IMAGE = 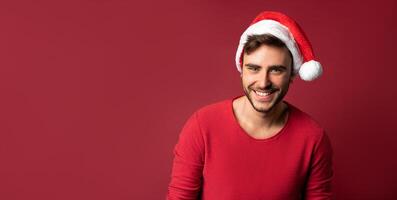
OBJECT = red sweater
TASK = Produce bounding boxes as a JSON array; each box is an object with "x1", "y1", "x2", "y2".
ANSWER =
[{"x1": 167, "y1": 96, "x2": 333, "y2": 200}]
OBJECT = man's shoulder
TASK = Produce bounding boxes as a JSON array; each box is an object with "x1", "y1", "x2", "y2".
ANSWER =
[
  {"x1": 187, "y1": 98, "x2": 232, "y2": 126},
  {"x1": 288, "y1": 102, "x2": 326, "y2": 137},
  {"x1": 195, "y1": 98, "x2": 230, "y2": 116},
  {"x1": 181, "y1": 97, "x2": 234, "y2": 129}
]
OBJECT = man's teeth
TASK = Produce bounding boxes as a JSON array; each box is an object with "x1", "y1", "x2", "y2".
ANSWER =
[{"x1": 255, "y1": 90, "x2": 272, "y2": 96}]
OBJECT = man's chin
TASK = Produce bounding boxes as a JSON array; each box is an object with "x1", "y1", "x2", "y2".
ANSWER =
[
  {"x1": 250, "y1": 93, "x2": 281, "y2": 113},
  {"x1": 252, "y1": 102, "x2": 274, "y2": 113}
]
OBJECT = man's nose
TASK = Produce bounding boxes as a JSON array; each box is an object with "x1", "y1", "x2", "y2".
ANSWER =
[{"x1": 257, "y1": 72, "x2": 271, "y2": 89}]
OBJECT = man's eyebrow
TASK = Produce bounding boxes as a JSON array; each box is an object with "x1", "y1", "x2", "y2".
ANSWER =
[
  {"x1": 268, "y1": 65, "x2": 287, "y2": 70},
  {"x1": 245, "y1": 63, "x2": 287, "y2": 69},
  {"x1": 244, "y1": 63, "x2": 261, "y2": 68}
]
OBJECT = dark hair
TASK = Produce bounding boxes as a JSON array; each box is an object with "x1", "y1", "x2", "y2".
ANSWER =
[{"x1": 242, "y1": 34, "x2": 293, "y2": 70}]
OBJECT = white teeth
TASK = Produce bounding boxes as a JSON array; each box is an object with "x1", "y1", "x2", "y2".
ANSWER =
[{"x1": 255, "y1": 90, "x2": 271, "y2": 96}]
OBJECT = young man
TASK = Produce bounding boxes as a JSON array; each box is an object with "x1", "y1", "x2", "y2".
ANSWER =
[{"x1": 167, "y1": 11, "x2": 333, "y2": 200}]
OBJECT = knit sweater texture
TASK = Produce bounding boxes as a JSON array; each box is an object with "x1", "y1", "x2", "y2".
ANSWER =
[{"x1": 167, "y1": 96, "x2": 333, "y2": 200}]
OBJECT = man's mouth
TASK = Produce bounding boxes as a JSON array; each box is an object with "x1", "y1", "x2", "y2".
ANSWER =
[{"x1": 253, "y1": 89, "x2": 275, "y2": 97}]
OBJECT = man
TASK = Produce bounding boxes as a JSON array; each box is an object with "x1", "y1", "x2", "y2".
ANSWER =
[{"x1": 167, "y1": 11, "x2": 333, "y2": 200}]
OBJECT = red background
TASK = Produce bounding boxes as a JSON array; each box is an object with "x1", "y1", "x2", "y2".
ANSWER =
[{"x1": 0, "y1": 0, "x2": 396, "y2": 199}]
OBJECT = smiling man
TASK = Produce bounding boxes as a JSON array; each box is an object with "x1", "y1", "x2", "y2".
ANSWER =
[
  {"x1": 167, "y1": 11, "x2": 333, "y2": 200},
  {"x1": 235, "y1": 34, "x2": 294, "y2": 140}
]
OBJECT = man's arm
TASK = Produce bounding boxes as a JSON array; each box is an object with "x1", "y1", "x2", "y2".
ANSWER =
[
  {"x1": 304, "y1": 131, "x2": 334, "y2": 200},
  {"x1": 166, "y1": 112, "x2": 205, "y2": 200}
]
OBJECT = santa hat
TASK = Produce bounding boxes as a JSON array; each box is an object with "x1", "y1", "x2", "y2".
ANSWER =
[{"x1": 235, "y1": 11, "x2": 322, "y2": 81}]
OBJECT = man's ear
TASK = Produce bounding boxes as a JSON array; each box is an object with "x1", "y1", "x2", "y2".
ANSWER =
[
  {"x1": 289, "y1": 64, "x2": 295, "y2": 83},
  {"x1": 289, "y1": 72, "x2": 296, "y2": 83}
]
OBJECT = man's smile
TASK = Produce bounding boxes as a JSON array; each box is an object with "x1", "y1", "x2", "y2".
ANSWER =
[{"x1": 253, "y1": 89, "x2": 277, "y2": 101}]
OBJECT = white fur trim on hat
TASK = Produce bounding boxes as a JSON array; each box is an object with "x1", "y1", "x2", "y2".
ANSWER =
[{"x1": 235, "y1": 20, "x2": 303, "y2": 75}]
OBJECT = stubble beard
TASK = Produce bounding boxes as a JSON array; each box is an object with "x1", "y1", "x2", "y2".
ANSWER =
[{"x1": 242, "y1": 80, "x2": 290, "y2": 114}]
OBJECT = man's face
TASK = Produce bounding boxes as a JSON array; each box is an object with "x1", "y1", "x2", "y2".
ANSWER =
[{"x1": 241, "y1": 44, "x2": 294, "y2": 113}]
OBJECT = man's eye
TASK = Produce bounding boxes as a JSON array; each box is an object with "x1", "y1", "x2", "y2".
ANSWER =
[
  {"x1": 249, "y1": 67, "x2": 259, "y2": 71},
  {"x1": 271, "y1": 68, "x2": 283, "y2": 73}
]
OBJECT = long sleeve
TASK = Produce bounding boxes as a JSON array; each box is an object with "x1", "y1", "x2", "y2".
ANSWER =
[
  {"x1": 304, "y1": 131, "x2": 334, "y2": 200},
  {"x1": 167, "y1": 112, "x2": 205, "y2": 200}
]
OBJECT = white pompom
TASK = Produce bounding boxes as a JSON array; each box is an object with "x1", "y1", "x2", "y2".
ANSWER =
[{"x1": 299, "y1": 60, "x2": 323, "y2": 81}]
